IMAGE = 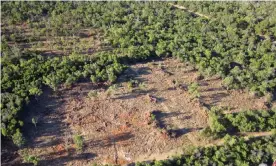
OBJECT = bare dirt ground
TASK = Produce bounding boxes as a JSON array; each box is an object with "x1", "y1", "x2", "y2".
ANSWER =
[
  {"x1": 197, "y1": 76, "x2": 268, "y2": 113},
  {"x1": 16, "y1": 58, "x2": 270, "y2": 166},
  {"x1": 4, "y1": 25, "x2": 106, "y2": 57}
]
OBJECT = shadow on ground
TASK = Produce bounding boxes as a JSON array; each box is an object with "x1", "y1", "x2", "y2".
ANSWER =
[
  {"x1": 22, "y1": 88, "x2": 68, "y2": 149},
  {"x1": 38, "y1": 152, "x2": 97, "y2": 166},
  {"x1": 86, "y1": 132, "x2": 134, "y2": 148},
  {"x1": 151, "y1": 110, "x2": 200, "y2": 138}
]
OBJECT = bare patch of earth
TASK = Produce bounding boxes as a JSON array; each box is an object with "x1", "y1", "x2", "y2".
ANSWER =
[
  {"x1": 19, "y1": 58, "x2": 268, "y2": 165},
  {"x1": 197, "y1": 76, "x2": 267, "y2": 113}
]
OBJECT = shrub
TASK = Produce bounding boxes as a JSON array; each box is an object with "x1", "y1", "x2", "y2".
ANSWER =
[
  {"x1": 90, "y1": 75, "x2": 98, "y2": 83},
  {"x1": 126, "y1": 79, "x2": 137, "y2": 92},
  {"x1": 106, "y1": 84, "x2": 119, "y2": 98},
  {"x1": 150, "y1": 113, "x2": 156, "y2": 121},
  {"x1": 188, "y1": 82, "x2": 200, "y2": 99},
  {"x1": 12, "y1": 129, "x2": 25, "y2": 147},
  {"x1": 208, "y1": 108, "x2": 228, "y2": 136},
  {"x1": 206, "y1": 108, "x2": 276, "y2": 137},
  {"x1": 73, "y1": 134, "x2": 84, "y2": 152},
  {"x1": 24, "y1": 155, "x2": 40, "y2": 166},
  {"x1": 88, "y1": 90, "x2": 98, "y2": 99},
  {"x1": 138, "y1": 82, "x2": 146, "y2": 91},
  {"x1": 31, "y1": 117, "x2": 38, "y2": 129},
  {"x1": 21, "y1": 150, "x2": 40, "y2": 166},
  {"x1": 223, "y1": 76, "x2": 234, "y2": 89}
]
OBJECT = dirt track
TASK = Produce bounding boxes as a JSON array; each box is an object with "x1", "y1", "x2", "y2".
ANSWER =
[{"x1": 169, "y1": 3, "x2": 210, "y2": 19}]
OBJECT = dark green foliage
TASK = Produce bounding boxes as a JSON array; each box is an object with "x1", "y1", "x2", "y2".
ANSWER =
[
  {"x1": 1, "y1": 1, "x2": 56, "y2": 23},
  {"x1": 12, "y1": 129, "x2": 25, "y2": 147},
  {"x1": 21, "y1": 149, "x2": 40, "y2": 166},
  {"x1": 205, "y1": 108, "x2": 276, "y2": 137},
  {"x1": 2, "y1": 1, "x2": 276, "y2": 95},
  {"x1": 1, "y1": 93, "x2": 24, "y2": 137},
  {"x1": 23, "y1": 155, "x2": 39, "y2": 166},
  {"x1": 207, "y1": 108, "x2": 228, "y2": 136},
  {"x1": 1, "y1": 50, "x2": 126, "y2": 140},
  {"x1": 225, "y1": 109, "x2": 276, "y2": 132},
  {"x1": 188, "y1": 83, "x2": 200, "y2": 99},
  {"x1": 136, "y1": 135, "x2": 276, "y2": 166}
]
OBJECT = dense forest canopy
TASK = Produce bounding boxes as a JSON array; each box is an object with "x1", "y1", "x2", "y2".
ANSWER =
[
  {"x1": 2, "y1": 1, "x2": 276, "y2": 94},
  {"x1": 1, "y1": 1, "x2": 276, "y2": 165}
]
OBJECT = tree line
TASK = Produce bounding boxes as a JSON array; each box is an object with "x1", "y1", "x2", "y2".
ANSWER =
[
  {"x1": 1, "y1": 42, "x2": 126, "y2": 145},
  {"x1": 203, "y1": 107, "x2": 276, "y2": 138},
  {"x1": 135, "y1": 135, "x2": 276, "y2": 166}
]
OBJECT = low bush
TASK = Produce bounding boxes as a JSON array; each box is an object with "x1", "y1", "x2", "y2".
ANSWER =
[
  {"x1": 204, "y1": 107, "x2": 276, "y2": 137},
  {"x1": 73, "y1": 134, "x2": 84, "y2": 153},
  {"x1": 136, "y1": 135, "x2": 276, "y2": 166},
  {"x1": 188, "y1": 83, "x2": 200, "y2": 99}
]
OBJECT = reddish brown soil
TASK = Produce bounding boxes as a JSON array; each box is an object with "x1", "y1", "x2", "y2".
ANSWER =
[
  {"x1": 14, "y1": 58, "x2": 268, "y2": 166},
  {"x1": 197, "y1": 76, "x2": 267, "y2": 113}
]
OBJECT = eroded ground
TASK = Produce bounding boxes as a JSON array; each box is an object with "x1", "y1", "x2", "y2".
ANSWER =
[{"x1": 21, "y1": 58, "x2": 269, "y2": 165}]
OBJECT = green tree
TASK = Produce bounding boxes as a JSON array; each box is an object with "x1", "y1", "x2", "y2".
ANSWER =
[{"x1": 12, "y1": 129, "x2": 25, "y2": 147}]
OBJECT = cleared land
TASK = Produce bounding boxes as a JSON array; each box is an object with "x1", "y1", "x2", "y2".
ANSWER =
[{"x1": 17, "y1": 58, "x2": 271, "y2": 165}]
